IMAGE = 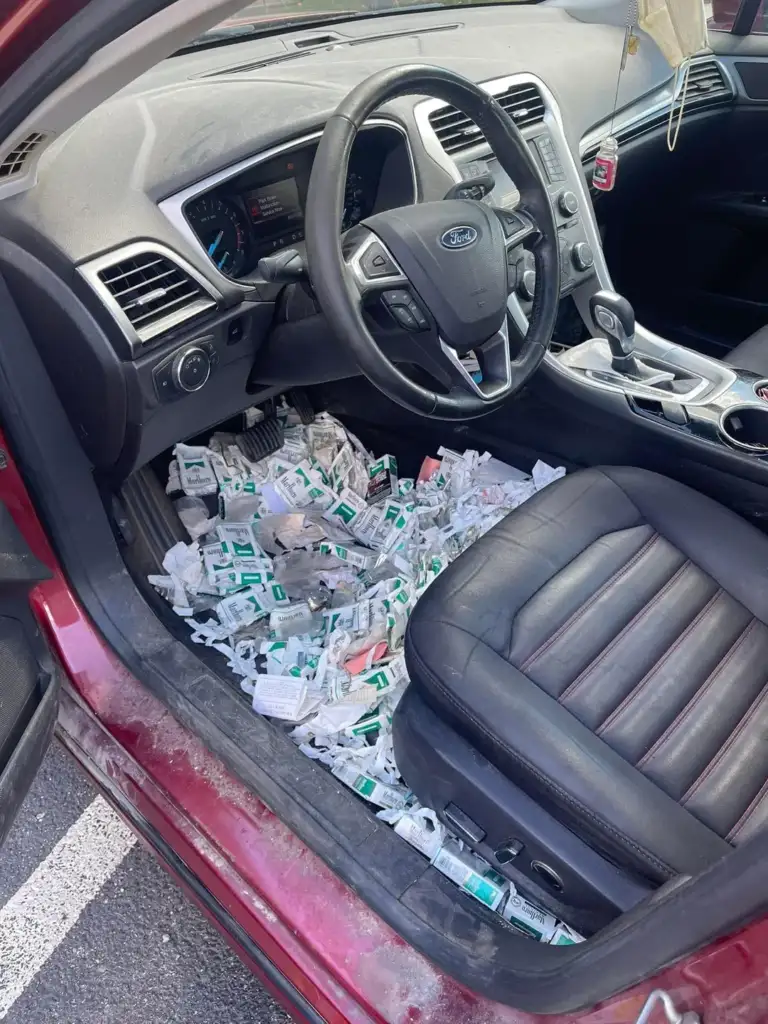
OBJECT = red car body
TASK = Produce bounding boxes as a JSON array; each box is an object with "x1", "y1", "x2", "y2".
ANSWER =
[{"x1": 3, "y1": 2, "x2": 768, "y2": 1021}]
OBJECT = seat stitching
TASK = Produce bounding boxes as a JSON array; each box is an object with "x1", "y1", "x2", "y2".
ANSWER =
[
  {"x1": 505, "y1": 524, "x2": 648, "y2": 661},
  {"x1": 408, "y1": 624, "x2": 676, "y2": 877},
  {"x1": 682, "y1": 678, "x2": 768, "y2": 805},
  {"x1": 636, "y1": 618, "x2": 759, "y2": 769},
  {"x1": 519, "y1": 531, "x2": 660, "y2": 673},
  {"x1": 728, "y1": 778, "x2": 768, "y2": 843},
  {"x1": 596, "y1": 587, "x2": 723, "y2": 736},
  {"x1": 559, "y1": 558, "x2": 691, "y2": 707}
]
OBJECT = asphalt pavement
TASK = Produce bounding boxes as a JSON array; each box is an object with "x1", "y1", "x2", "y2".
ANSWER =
[{"x1": 0, "y1": 742, "x2": 292, "y2": 1024}]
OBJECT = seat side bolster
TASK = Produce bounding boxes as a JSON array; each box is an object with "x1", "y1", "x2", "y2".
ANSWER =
[{"x1": 597, "y1": 467, "x2": 768, "y2": 626}]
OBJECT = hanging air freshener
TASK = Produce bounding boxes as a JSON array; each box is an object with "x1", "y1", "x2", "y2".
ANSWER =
[
  {"x1": 592, "y1": 2, "x2": 639, "y2": 194},
  {"x1": 592, "y1": 136, "x2": 619, "y2": 193}
]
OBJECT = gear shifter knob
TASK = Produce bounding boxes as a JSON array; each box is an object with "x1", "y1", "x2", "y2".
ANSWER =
[{"x1": 589, "y1": 290, "x2": 637, "y2": 373}]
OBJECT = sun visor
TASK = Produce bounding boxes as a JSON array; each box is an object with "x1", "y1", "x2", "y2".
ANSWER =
[{"x1": 638, "y1": 0, "x2": 709, "y2": 67}]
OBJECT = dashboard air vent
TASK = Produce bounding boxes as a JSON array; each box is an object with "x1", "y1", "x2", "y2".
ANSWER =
[
  {"x1": 428, "y1": 82, "x2": 545, "y2": 156},
  {"x1": 0, "y1": 133, "x2": 48, "y2": 179},
  {"x1": 581, "y1": 60, "x2": 733, "y2": 163},
  {"x1": 96, "y1": 251, "x2": 215, "y2": 343},
  {"x1": 686, "y1": 59, "x2": 731, "y2": 103}
]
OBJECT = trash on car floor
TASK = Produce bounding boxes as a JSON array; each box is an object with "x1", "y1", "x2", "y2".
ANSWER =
[{"x1": 150, "y1": 405, "x2": 583, "y2": 945}]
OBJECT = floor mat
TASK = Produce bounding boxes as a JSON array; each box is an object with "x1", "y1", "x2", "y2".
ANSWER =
[{"x1": 149, "y1": 403, "x2": 582, "y2": 945}]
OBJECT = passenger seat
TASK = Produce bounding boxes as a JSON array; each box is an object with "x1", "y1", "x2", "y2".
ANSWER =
[{"x1": 726, "y1": 326, "x2": 768, "y2": 377}]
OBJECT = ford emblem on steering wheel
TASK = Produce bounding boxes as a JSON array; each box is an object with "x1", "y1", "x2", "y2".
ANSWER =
[{"x1": 440, "y1": 225, "x2": 478, "y2": 249}]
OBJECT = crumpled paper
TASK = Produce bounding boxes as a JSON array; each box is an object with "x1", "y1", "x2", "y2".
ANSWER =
[{"x1": 152, "y1": 404, "x2": 579, "y2": 943}]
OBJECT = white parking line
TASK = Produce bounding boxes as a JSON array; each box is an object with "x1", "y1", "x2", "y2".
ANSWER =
[{"x1": 0, "y1": 796, "x2": 136, "y2": 1017}]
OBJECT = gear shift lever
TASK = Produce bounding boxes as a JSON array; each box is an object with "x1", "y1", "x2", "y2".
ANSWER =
[{"x1": 589, "y1": 290, "x2": 639, "y2": 375}]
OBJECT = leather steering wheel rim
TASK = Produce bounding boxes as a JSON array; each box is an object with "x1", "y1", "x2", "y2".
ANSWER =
[{"x1": 305, "y1": 64, "x2": 560, "y2": 419}]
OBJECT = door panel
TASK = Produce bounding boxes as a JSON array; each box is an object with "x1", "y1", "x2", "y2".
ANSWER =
[
  {"x1": 0, "y1": 499, "x2": 58, "y2": 849},
  {"x1": 600, "y1": 55, "x2": 768, "y2": 358}
]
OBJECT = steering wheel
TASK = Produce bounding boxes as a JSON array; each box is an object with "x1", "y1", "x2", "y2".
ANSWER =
[{"x1": 304, "y1": 65, "x2": 560, "y2": 420}]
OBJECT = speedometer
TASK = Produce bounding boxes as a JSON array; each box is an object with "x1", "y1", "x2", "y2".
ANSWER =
[{"x1": 186, "y1": 196, "x2": 249, "y2": 278}]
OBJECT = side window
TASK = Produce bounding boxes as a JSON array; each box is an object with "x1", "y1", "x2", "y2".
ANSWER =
[{"x1": 709, "y1": 0, "x2": 768, "y2": 32}]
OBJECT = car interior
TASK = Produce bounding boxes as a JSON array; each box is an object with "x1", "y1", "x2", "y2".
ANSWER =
[{"x1": 4, "y1": 0, "x2": 768, "y2": 1013}]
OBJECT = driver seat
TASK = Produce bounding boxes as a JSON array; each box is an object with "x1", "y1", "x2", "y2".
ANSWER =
[{"x1": 394, "y1": 467, "x2": 768, "y2": 927}]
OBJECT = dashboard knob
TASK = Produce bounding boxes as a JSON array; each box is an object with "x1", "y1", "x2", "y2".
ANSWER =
[
  {"x1": 518, "y1": 268, "x2": 536, "y2": 301},
  {"x1": 571, "y1": 241, "x2": 594, "y2": 272},
  {"x1": 172, "y1": 346, "x2": 211, "y2": 393},
  {"x1": 558, "y1": 190, "x2": 579, "y2": 216}
]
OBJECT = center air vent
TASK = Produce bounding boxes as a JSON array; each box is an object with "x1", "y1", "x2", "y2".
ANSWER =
[
  {"x1": 82, "y1": 245, "x2": 218, "y2": 349},
  {"x1": 428, "y1": 82, "x2": 545, "y2": 156}
]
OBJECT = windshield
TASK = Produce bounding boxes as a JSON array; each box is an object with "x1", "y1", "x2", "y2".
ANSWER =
[{"x1": 192, "y1": 0, "x2": 539, "y2": 44}]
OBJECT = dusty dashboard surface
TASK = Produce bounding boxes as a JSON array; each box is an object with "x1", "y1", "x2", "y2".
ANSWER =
[
  {"x1": 3, "y1": 4, "x2": 672, "y2": 276},
  {"x1": 0, "y1": 3, "x2": 675, "y2": 474}
]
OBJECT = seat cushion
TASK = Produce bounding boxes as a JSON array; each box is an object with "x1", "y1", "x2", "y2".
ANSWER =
[
  {"x1": 726, "y1": 325, "x2": 768, "y2": 377},
  {"x1": 405, "y1": 467, "x2": 768, "y2": 882}
]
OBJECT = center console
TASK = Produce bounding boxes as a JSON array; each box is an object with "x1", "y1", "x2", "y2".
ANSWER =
[
  {"x1": 456, "y1": 75, "x2": 768, "y2": 482},
  {"x1": 551, "y1": 289, "x2": 768, "y2": 471}
]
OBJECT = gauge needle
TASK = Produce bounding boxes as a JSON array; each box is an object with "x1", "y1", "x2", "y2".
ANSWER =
[
  {"x1": 208, "y1": 230, "x2": 224, "y2": 257},
  {"x1": 217, "y1": 251, "x2": 230, "y2": 270}
]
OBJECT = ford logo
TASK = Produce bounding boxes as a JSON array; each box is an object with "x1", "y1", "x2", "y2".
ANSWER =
[{"x1": 440, "y1": 225, "x2": 478, "y2": 250}]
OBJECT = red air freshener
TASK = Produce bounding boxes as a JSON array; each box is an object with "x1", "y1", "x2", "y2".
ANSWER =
[{"x1": 593, "y1": 136, "x2": 619, "y2": 193}]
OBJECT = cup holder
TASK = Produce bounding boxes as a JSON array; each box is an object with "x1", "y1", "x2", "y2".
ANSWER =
[{"x1": 720, "y1": 405, "x2": 768, "y2": 453}]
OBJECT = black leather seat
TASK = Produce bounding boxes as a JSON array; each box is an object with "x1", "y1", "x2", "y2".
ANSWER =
[
  {"x1": 397, "y1": 467, "x2": 768, "y2": 914},
  {"x1": 727, "y1": 325, "x2": 768, "y2": 377}
]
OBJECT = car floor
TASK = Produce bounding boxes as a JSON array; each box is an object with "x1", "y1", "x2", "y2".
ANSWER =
[{"x1": 112, "y1": 397, "x2": 598, "y2": 944}]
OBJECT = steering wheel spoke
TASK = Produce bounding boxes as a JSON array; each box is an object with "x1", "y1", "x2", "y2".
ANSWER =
[
  {"x1": 438, "y1": 319, "x2": 513, "y2": 401},
  {"x1": 343, "y1": 228, "x2": 408, "y2": 296},
  {"x1": 495, "y1": 207, "x2": 538, "y2": 248}
]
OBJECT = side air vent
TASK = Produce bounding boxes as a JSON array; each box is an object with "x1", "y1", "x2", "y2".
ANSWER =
[
  {"x1": 428, "y1": 82, "x2": 545, "y2": 156},
  {"x1": 82, "y1": 246, "x2": 218, "y2": 349},
  {"x1": 582, "y1": 59, "x2": 733, "y2": 162},
  {"x1": 0, "y1": 133, "x2": 48, "y2": 179},
  {"x1": 686, "y1": 59, "x2": 731, "y2": 103}
]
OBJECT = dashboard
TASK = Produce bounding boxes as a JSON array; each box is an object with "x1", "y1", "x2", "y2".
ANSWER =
[
  {"x1": 0, "y1": 2, "x2": 687, "y2": 476},
  {"x1": 181, "y1": 125, "x2": 415, "y2": 280}
]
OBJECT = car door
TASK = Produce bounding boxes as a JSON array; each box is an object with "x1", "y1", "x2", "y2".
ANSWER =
[
  {"x1": 0, "y1": 0, "x2": 87, "y2": 846},
  {"x1": 0, "y1": 0, "x2": 236, "y2": 857},
  {"x1": 643, "y1": 0, "x2": 768, "y2": 354},
  {"x1": 0, "y1": 495, "x2": 60, "y2": 850}
]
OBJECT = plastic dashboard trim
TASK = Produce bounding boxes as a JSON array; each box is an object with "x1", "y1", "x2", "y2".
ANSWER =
[
  {"x1": 157, "y1": 117, "x2": 418, "y2": 295},
  {"x1": 77, "y1": 240, "x2": 223, "y2": 358}
]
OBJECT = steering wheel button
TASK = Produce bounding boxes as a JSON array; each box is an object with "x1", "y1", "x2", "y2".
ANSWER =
[
  {"x1": 382, "y1": 289, "x2": 412, "y2": 306},
  {"x1": 407, "y1": 301, "x2": 429, "y2": 330},
  {"x1": 361, "y1": 241, "x2": 398, "y2": 279},
  {"x1": 389, "y1": 304, "x2": 419, "y2": 331}
]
